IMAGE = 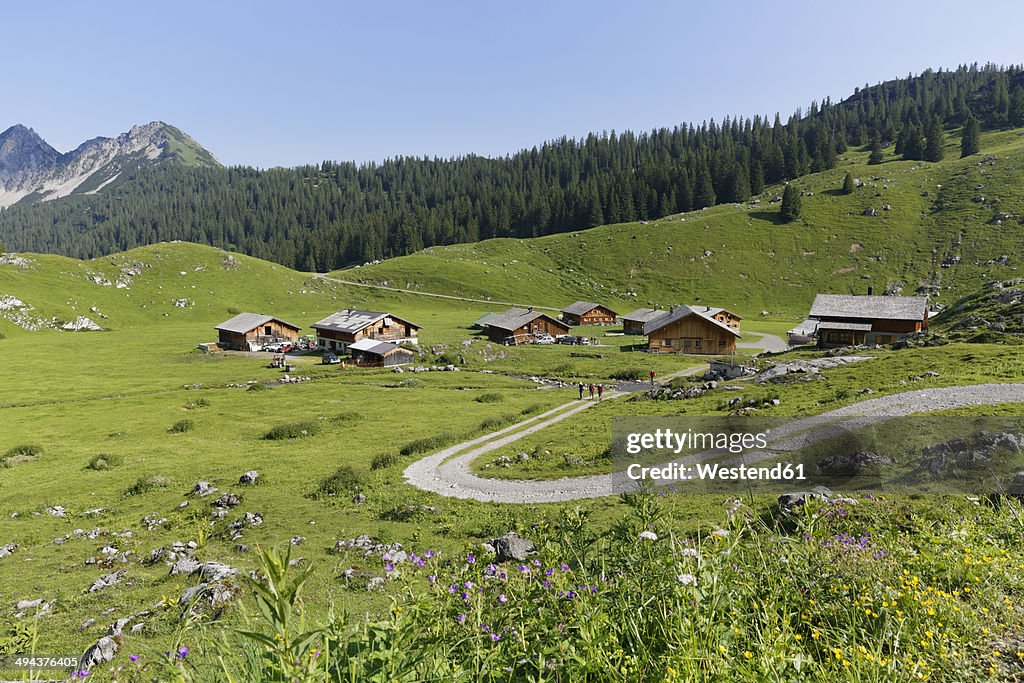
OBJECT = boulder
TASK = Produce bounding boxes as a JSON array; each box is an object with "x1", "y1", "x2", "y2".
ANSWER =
[
  {"x1": 816, "y1": 451, "x2": 895, "y2": 476},
  {"x1": 238, "y1": 470, "x2": 260, "y2": 485},
  {"x1": 168, "y1": 556, "x2": 202, "y2": 576},
  {"x1": 80, "y1": 636, "x2": 119, "y2": 670},
  {"x1": 778, "y1": 486, "x2": 834, "y2": 515},
  {"x1": 0, "y1": 543, "x2": 17, "y2": 559},
  {"x1": 89, "y1": 570, "x2": 125, "y2": 593},
  {"x1": 211, "y1": 493, "x2": 242, "y2": 508},
  {"x1": 192, "y1": 481, "x2": 218, "y2": 497},
  {"x1": 489, "y1": 532, "x2": 536, "y2": 563}
]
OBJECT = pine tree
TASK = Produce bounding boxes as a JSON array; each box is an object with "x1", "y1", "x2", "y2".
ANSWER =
[
  {"x1": 780, "y1": 183, "x2": 802, "y2": 222},
  {"x1": 841, "y1": 172, "x2": 854, "y2": 195},
  {"x1": 868, "y1": 131, "x2": 884, "y2": 165},
  {"x1": 924, "y1": 118, "x2": 944, "y2": 162},
  {"x1": 960, "y1": 113, "x2": 980, "y2": 158}
]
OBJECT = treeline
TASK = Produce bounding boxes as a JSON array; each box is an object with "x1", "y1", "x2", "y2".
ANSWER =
[{"x1": 1, "y1": 63, "x2": 1022, "y2": 270}]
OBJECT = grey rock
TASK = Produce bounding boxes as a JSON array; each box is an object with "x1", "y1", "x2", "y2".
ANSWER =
[
  {"x1": 367, "y1": 577, "x2": 386, "y2": 591},
  {"x1": 0, "y1": 543, "x2": 19, "y2": 558},
  {"x1": 352, "y1": 493, "x2": 367, "y2": 504},
  {"x1": 89, "y1": 570, "x2": 125, "y2": 593},
  {"x1": 212, "y1": 493, "x2": 242, "y2": 508},
  {"x1": 816, "y1": 451, "x2": 896, "y2": 476},
  {"x1": 290, "y1": 535, "x2": 306, "y2": 546},
  {"x1": 80, "y1": 636, "x2": 119, "y2": 670},
  {"x1": 192, "y1": 481, "x2": 218, "y2": 497},
  {"x1": 198, "y1": 562, "x2": 239, "y2": 582},
  {"x1": 778, "y1": 486, "x2": 834, "y2": 515},
  {"x1": 239, "y1": 470, "x2": 260, "y2": 485},
  {"x1": 489, "y1": 532, "x2": 536, "y2": 563},
  {"x1": 169, "y1": 556, "x2": 201, "y2": 576}
]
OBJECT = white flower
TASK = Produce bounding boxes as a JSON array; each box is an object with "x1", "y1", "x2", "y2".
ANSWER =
[
  {"x1": 712, "y1": 529, "x2": 730, "y2": 538},
  {"x1": 679, "y1": 548, "x2": 699, "y2": 558},
  {"x1": 639, "y1": 530, "x2": 658, "y2": 541},
  {"x1": 676, "y1": 573, "x2": 698, "y2": 586}
]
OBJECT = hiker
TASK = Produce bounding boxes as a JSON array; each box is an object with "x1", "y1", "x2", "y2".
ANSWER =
[
  {"x1": 597, "y1": 384, "x2": 604, "y2": 400},
  {"x1": 650, "y1": 370, "x2": 656, "y2": 386},
  {"x1": 589, "y1": 384, "x2": 595, "y2": 400},
  {"x1": 578, "y1": 382, "x2": 584, "y2": 400}
]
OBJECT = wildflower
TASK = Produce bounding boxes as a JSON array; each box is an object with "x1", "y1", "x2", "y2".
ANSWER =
[
  {"x1": 560, "y1": 562, "x2": 570, "y2": 571},
  {"x1": 679, "y1": 548, "x2": 699, "y2": 558},
  {"x1": 545, "y1": 568, "x2": 555, "y2": 576},
  {"x1": 676, "y1": 573, "x2": 698, "y2": 586},
  {"x1": 456, "y1": 614, "x2": 467, "y2": 623},
  {"x1": 542, "y1": 580, "x2": 551, "y2": 588},
  {"x1": 427, "y1": 574, "x2": 436, "y2": 585},
  {"x1": 448, "y1": 584, "x2": 458, "y2": 594},
  {"x1": 129, "y1": 655, "x2": 140, "y2": 662},
  {"x1": 485, "y1": 563, "x2": 499, "y2": 576},
  {"x1": 517, "y1": 564, "x2": 530, "y2": 574},
  {"x1": 481, "y1": 624, "x2": 490, "y2": 633},
  {"x1": 460, "y1": 592, "x2": 470, "y2": 602},
  {"x1": 177, "y1": 646, "x2": 189, "y2": 659},
  {"x1": 424, "y1": 550, "x2": 436, "y2": 558},
  {"x1": 744, "y1": 651, "x2": 753, "y2": 660},
  {"x1": 533, "y1": 559, "x2": 542, "y2": 567},
  {"x1": 639, "y1": 530, "x2": 658, "y2": 541},
  {"x1": 498, "y1": 594, "x2": 508, "y2": 605},
  {"x1": 384, "y1": 562, "x2": 395, "y2": 572},
  {"x1": 490, "y1": 633, "x2": 502, "y2": 642},
  {"x1": 464, "y1": 580, "x2": 474, "y2": 590},
  {"x1": 467, "y1": 554, "x2": 476, "y2": 564},
  {"x1": 712, "y1": 529, "x2": 729, "y2": 538}
]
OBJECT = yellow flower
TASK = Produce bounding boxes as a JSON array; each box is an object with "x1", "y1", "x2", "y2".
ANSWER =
[
  {"x1": 794, "y1": 635, "x2": 802, "y2": 641},
  {"x1": 744, "y1": 651, "x2": 753, "y2": 660}
]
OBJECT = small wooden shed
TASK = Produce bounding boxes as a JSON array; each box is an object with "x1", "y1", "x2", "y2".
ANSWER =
[
  {"x1": 348, "y1": 339, "x2": 416, "y2": 367},
  {"x1": 214, "y1": 313, "x2": 301, "y2": 351},
  {"x1": 561, "y1": 301, "x2": 618, "y2": 326},
  {"x1": 483, "y1": 308, "x2": 570, "y2": 344},
  {"x1": 620, "y1": 308, "x2": 666, "y2": 335},
  {"x1": 643, "y1": 305, "x2": 741, "y2": 355}
]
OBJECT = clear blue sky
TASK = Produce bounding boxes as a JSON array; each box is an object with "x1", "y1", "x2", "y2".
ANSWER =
[{"x1": 5, "y1": 0, "x2": 1022, "y2": 168}]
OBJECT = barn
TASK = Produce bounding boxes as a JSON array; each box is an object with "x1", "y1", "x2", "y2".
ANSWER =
[
  {"x1": 484, "y1": 308, "x2": 570, "y2": 344},
  {"x1": 311, "y1": 309, "x2": 420, "y2": 354},
  {"x1": 214, "y1": 313, "x2": 301, "y2": 351},
  {"x1": 808, "y1": 294, "x2": 929, "y2": 348},
  {"x1": 643, "y1": 305, "x2": 741, "y2": 355},
  {"x1": 561, "y1": 301, "x2": 618, "y2": 326},
  {"x1": 620, "y1": 308, "x2": 666, "y2": 335},
  {"x1": 347, "y1": 339, "x2": 416, "y2": 367}
]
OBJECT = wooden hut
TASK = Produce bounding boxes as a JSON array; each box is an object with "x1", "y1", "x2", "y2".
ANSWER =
[
  {"x1": 808, "y1": 294, "x2": 929, "y2": 348},
  {"x1": 643, "y1": 306, "x2": 741, "y2": 355},
  {"x1": 347, "y1": 339, "x2": 416, "y2": 367},
  {"x1": 484, "y1": 308, "x2": 570, "y2": 345},
  {"x1": 214, "y1": 313, "x2": 300, "y2": 351},
  {"x1": 560, "y1": 301, "x2": 618, "y2": 326},
  {"x1": 620, "y1": 308, "x2": 666, "y2": 335},
  {"x1": 311, "y1": 309, "x2": 420, "y2": 354}
]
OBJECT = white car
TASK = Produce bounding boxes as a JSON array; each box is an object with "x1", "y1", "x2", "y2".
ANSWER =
[{"x1": 534, "y1": 334, "x2": 556, "y2": 344}]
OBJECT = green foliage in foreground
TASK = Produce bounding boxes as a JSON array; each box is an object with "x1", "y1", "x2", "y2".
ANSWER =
[{"x1": 112, "y1": 493, "x2": 1024, "y2": 682}]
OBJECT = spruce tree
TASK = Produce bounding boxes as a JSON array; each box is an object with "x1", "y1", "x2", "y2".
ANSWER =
[
  {"x1": 924, "y1": 118, "x2": 944, "y2": 162},
  {"x1": 867, "y1": 131, "x2": 884, "y2": 165},
  {"x1": 960, "y1": 113, "x2": 980, "y2": 158},
  {"x1": 780, "y1": 183, "x2": 802, "y2": 222},
  {"x1": 841, "y1": 172, "x2": 854, "y2": 195}
]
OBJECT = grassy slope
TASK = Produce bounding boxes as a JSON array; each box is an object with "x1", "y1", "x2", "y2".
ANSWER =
[{"x1": 335, "y1": 128, "x2": 1024, "y2": 320}]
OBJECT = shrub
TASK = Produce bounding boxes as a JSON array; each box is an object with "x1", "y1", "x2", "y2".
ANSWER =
[
  {"x1": 479, "y1": 413, "x2": 518, "y2": 431},
  {"x1": 125, "y1": 474, "x2": 172, "y2": 496},
  {"x1": 264, "y1": 421, "x2": 322, "y2": 440},
  {"x1": 87, "y1": 453, "x2": 123, "y2": 471},
  {"x1": 4, "y1": 444, "x2": 42, "y2": 458},
  {"x1": 247, "y1": 383, "x2": 270, "y2": 392},
  {"x1": 184, "y1": 398, "x2": 211, "y2": 410},
  {"x1": 226, "y1": 307, "x2": 241, "y2": 315},
  {"x1": 399, "y1": 432, "x2": 457, "y2": 457},
  {"x1": 312, "y1": 466, "x2": 364, "y2": 498},
  {"x1": 371, "y1": 452, "x2": 400, "y2": 470},
  {"x1": 609, "y1": 367, "x2": 646, "y2": 381},
  {"x1": 520, "y1": 403, "x2": 546, "y2": 416},
  {"x1": 168, "y1": 419, "x2": 195, "y2": 433},
  {"x1": 475, "y1": 392, "x2": 505, "y2": 404}
]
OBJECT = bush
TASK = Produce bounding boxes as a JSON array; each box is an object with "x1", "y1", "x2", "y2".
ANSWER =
[
  {"x1": 87, "y1": 453, "x2": 123, "y2": 471},
  {"x1": 125, "y1": 474, "x2": 172, "y2": 496},
  {"x1": 247, "y1": 383, "x2": 270, "y2": 392},
  {"x1": 184, "y1": 398, "x2": 211, "y2": 410},
  {"x1": 520, "y1": 403, "x2": 546, "y2": 416},
  {"x1": 475, "y1": 392, "x2": 505, "y2": 404},
  {"x1": 312, "y1": 466, "x2": 364, "y2": 498},
  {"x1": 399, "y1": 432, "x2": 457, "y2": 457},
  {"x1": 3, "y1": 444, "x2": 42, "y2": 458},
  {"x1": 168, "y1": 419, "x2": 195, "y2": 433},
  {"x1": 479, "y1": 413, "x2": 518, "y2": 431},
  {"x1": 609, "y1": 367, "x2": 646, "y2": 381},
  {"x1": 264, "y1": 421, "x2": 322, "y2": 440},
  {"x1": 371, "y1": 452, "x2": 400, "y2": 470},
  {"x1": 226, "y1": 307, "x2": 241, "y2": 315}
]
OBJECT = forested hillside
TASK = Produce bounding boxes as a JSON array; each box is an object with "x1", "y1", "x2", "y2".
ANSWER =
[{"x1": 1, "y1": 64, "x2": 1021, "y2": 270}]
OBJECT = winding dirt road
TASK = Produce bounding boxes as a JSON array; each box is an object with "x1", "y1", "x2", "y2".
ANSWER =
[{"x1": 403, "y1": 383, "x2": 1024, "y2": 503}]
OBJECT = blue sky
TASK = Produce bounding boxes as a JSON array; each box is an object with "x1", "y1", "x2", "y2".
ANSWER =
[{"x1": 5, "y1": 1, "x2": 1022, "y2": 167}]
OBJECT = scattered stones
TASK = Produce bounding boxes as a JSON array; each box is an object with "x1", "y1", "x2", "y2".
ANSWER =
[
  {"x1": 778, "y1": 486, "x2": 839, "y2": 515},
  {"x1": 143, "y1": 514, "x2": 168, "y2": 531},
  {"x1": 62, "y1": 316, "x2": 103, "y2": 331},
  {"x1": 179, "y1": 582, "x2": 240, "y2": 612},
  {"x1": 816, "y1": 451, "x2": 896, "y2": 476},
  {"x1": 169, "y1": 556, "x2": 202, "y2": 576},
  {"x1": 238, "y1": 470, "x2": 260, "y2": 485},
  {"x1": 335, "y1": 535, "x2": 403, "y2": 557},
  {"x1": 366, "y1": 577, "x2": 386, "y2": 591},
  {"x1": 211, "y1": 493, "x2": 242, "y2": 509},
  {"x1": 863, "y1": 207, "x2": 878, "y2": 217},
  {"x1": 290, "y1": 535, "x2": 306, "y2": 546},
  {"x1": 89, "y1": 570, "x2": 125, "y2": 593},
  {"x1": 920, "y1": 432, "x2": 1024, "y2": 474},
  {"x1": 14, "y1": 598, "x2": 54, "y2": 618},
  {"x1": 489, "y1": 532, "x2": 536, "y2": 563},
  {"x1": 46, "y1": 505, "x2": 67, "y2": 517},
  {"x1": 0, "y1": 543, "x2": 19, "y2": 558},
  {"x1": 754, "y1": 356, "x2": 873, "y2": 383}
]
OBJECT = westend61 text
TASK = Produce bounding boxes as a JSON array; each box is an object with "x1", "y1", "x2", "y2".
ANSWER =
[{"x1": 626, "y1": 462, "x2": 807, "y2": 482}]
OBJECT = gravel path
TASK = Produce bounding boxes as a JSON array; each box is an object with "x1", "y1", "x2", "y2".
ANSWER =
[
  {"x1": 737, "y1": 331, "x2": 788, "y2": 354},
  {"x1": 313, "y1": 273, "x2": 561, "y2": 311},
  {"x1": 403, "y1": 383, "x2": 1024, "y2": 504}
]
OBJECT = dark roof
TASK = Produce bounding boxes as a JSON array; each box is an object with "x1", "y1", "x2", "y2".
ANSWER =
[
  {"x1": 561, "y1": 301, "x2": 616, "y2": 316},
  {"x1": 311, "y1": 309, "x2": 419, "y2": 334},
  {"x1": 215, "y1": 313, "x2": 300, "y2": 334},
  {"x1": 621, "y1": 308, "x2": 667, "y2": 324},
  {"x1": 475, "y1": 309, "x2": 528, "y2": 328},
  {"x1": 809, "y1": 294, "x2": 928, "y2": 321},
  {"x1": 487, "y1": 309, "x2": 568, "y2": 333},
  {"x1": 643, "y1": 305, "x2": 742, "y2": 337},
  {"x1": 788, "y1": 319, "x2": 819, "y2": 335}
]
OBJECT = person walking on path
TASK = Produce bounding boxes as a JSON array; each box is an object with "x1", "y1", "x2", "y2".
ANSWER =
[
  {"x1": 597, "y1": 383, "x2": 604, "y2": 400},
  {"x1": 589, "y1": 384, "x2": 595, "y2": 400},
  {"x1": 650, "y1": 370, "x2": 657, "y2": 387},
  {"x1": 578, "y1": 382, "x2": 585, "y2": 400}
]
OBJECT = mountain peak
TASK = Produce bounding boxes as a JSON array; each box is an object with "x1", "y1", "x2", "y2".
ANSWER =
[{"x1": 0, "y1": 122, "x2": 218, "y2": 207}]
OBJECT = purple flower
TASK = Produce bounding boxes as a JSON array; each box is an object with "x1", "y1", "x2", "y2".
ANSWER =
[
  {"x1": 517, "y1": 564, "x2": 530, "y2": 574},
  {"x1": 460, "y1": 592, "x2": 470, "y2": 603},
  {"x1": 382, "y1": 553, "x2": 391, "y2": 562},
  {"x1": 384, "y1": 562, "x2": 395, "y2": 572},
  {"x1": 499, "y1": 572, "x2": 507, "y2": 580},
  {"x1": 542, "y1": 580, "x2": 551, "y2": 588},
  {"x1": 485, "y1": 563, "x2": 499, "y2": 576},
  {"x1": 560, "y1": 562, "x2": 570, "y2": 571},
  {"x1": 129, "y1": 655, "x2": 140, "y2": 663},
  {"x1": 427, "y1": 574, "x2": 437, "y2": 585},
  {"x1": 545, "y1": 568, "x2": 554, "y2": 577},
  {"x1": 467, "y1": 554, "x2": 476, "y2": 564},
  {"x1": 456, "y1": 614, "x2": 466, "y2": 623},
  {"x1": 490, "y1": 633, "x2": 502, "y2": 642},
  {"x1": 414, "y1": 557, "x2": 426, "y2": 568},
  {"x1": 177, "y1": 646, "x2": 189, "y2": 659},
  {"x1": 464, "y1": 581, "x2": 475, "y2": 590},
  {"x1": 532, "y1": 559, "x2": 542, "y2": 567},
  {"x1": 498, "y1": 593, "x2": 508, "y2": 605},
  {"x1": 481, "y1": 624, "x2": 490, "y2": 633},
  {"x1": 424, "y1": 550, "x2": 436, "y2": 558},
  {"x1": 448, "y1": 584, "x2": 458, "y2": 594}
]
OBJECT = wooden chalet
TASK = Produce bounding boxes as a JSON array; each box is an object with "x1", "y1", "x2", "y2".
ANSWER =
[
  {"x1": 214, "y1": 313, "x2": 300, "y2": 351},
  {"x1": 808, "y1": 294, "x2": 929, "y2": 348},
  {"x1": 643, "y1": 305, "x2": 741, "y2": 355},
  {"x1": 311, "y1": 309, "x2": 420, "y2": 354},
  {"x1": 347, "y1": 339, "x2": 416, "y2": 367},
  {"x1": 483, "y1": 308, "x2": 570, "y2": 345},
  {"x1": 620, "y1": 308, "x2": 666, "y2": 335},
  {"x1": 560, "y1": 301, "x2": 618, "y2": 326}
]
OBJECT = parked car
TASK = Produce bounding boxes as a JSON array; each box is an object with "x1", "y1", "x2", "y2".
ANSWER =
[
  {"x1": 322, "y1": 353, "x2": 340, "y2": 365},
  {"x1": 534, "y1": 334, "x2": 556, "y2": 344},
  {"x1": 557, "y1": 335, "x2": 578, "y2": 345},
  {"x1": 278, "y1": 343, "x2": 294, "y2": 353},
  {"x1": 263, "y1": 341, "x2": 285, "y2": 352}
]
